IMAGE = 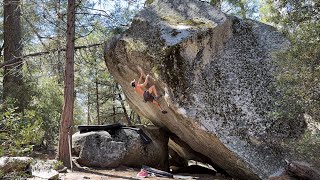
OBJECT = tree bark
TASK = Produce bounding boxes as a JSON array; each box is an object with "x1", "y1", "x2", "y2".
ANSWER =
[
  {"x1": 116, "y1": 84, "x2": 131, "y2": 125},
  {"x1": 58, "y1": 0, "x2": 75, "y2": 168},
  {"x1": 95, "y1": 78, "x2": 100, "y2": 125},
  {"x1": 112, "y1": 86, "x2": 116, "y2": 123},
  {"x1": 3, "y1": 0, "x2": 23, "y2": 110},
  {"x1": 137, "y1": 115, "x2": 141, "y2": 124},
  {"x1": 286, "y1": 160, "x2": 320, "y2": 180},
  {"x1": 131, "y1": 111, "x2": 135, "y2": 124},
  {"x1": 87, "y1": 87, "x2": 91, "y2": 125}
]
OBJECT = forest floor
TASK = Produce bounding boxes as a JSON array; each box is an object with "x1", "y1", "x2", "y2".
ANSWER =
[
  {"x1": 57, "y1": 166, "x2": 229, "y2": 180},
  {"x1": 29, "y1": 150, "x2": 230, "y2": 180}
]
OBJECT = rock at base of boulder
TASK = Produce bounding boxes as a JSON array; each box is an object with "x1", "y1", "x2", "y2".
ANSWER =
[
  {"x1": 122, "y1": 126, "x2": 169, "y2": 171},
  {"x1": 75, "y1": 131, "x2": 126, "y2": 168},
  {"x1": 73, "y1": 125, "x2": 169, "y2": 170}
]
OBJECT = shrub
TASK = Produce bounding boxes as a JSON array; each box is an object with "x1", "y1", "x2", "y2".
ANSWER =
[{"x1": 0, "y1": 105, "x2": 44, "y2": 156}]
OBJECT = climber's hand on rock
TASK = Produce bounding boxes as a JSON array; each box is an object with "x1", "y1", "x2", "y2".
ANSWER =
[{"x1": 138, "y1": 66, "x2": 146, "y2": 77}]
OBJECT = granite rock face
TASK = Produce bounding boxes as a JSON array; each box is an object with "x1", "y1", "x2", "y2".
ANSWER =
[{"x1": 104, "y1": 0, "x2": 319, "y2": 179}]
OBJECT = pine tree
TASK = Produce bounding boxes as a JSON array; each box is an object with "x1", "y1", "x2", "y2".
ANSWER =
[
  {"x1": 58, "y1": 0, "x2": 75, "y2": 168},
  {"x1": 3, "y1": 0, "x2": 23, "y2": 111}
]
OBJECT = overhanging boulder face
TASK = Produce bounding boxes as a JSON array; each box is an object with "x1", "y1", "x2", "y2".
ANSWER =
[{"x1": 104, "y1": 0, "x2": 319, "y2": 179}]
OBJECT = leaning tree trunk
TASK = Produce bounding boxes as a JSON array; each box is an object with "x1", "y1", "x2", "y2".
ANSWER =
[
  {"x1": 116, "y1": 84, "x2": 132, "y2": 125},
  {"x1": 58, "y1": 0, "x2": 75, "y2": 168},
  {"x1": 3, "y1": 0, "x2": 23, "y2": 111}
]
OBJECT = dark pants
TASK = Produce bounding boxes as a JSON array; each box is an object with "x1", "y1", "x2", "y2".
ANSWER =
[{"x1": 143, "y1": 90, "x2": 154, "y2": 102}]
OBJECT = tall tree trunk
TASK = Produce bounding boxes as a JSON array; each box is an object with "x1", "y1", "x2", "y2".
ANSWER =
[
  {"x1": 116, "y1": 84, "x2": 131, "y2": 125},
  {"x1": 131, "y1": 111, "x2": 135, "y2": 124},
  {"x1": 87, "y1": 87, "x2": 91, "y2": 125},
  {"x1": 3, "y1": 0, "x2": 23, "y2": 111},
  {"x1": 129, "y1": 111, "x2": 133, "y2": 122},
  {"x1": 58, "y1": 0, "x2": 75, "y2": 168},
  {"x1": 95, "y1": 78, "x2": 100, "y2": 125},
  {"x1": 113, "y1": 86, "x2": 116, "y2": 123},
  {"x1": 137, "y1": 115, "x2": 141, "y2": 124}
]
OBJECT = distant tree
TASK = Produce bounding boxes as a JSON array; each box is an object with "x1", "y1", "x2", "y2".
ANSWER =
[{"x1": 58, "y1": 0, "x2": 75, "y2": 168}]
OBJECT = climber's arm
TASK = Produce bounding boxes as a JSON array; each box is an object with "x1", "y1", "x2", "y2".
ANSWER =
[
  {"x1": 140, "y1": 74, "x2": 149, "y2": 88},
  {"x1": 138, "y1": 72, "x2": 144, "y2": 84}
]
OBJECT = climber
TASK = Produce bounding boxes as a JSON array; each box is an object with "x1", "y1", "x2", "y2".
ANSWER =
[{"x1": 131, "y1": 67, "x2": 167, "y2": 114}]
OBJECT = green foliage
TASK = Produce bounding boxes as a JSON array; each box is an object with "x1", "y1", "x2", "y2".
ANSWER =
[
  {"x1": 2, "y1": 77, "x2": 37, "y2": 112},
  {"x1": 32, "y1": 77, "x2": 63, "y2": 147},
  {"x1": 273, "y1": 33, "x2": 320, "y2": 122},
  {"x1": 0, "y1": 106, "x2": 44, "y2": 156},
  {"x1": 51, "y1": 160, "x2": 64, "y2": 171},
  {"x1": 1, "y1": 171, "x2": 32, "y2": 179},
  {"x1": 284, "y1": 131, "x2": 320, "y2": 164},
  {"x1": 1, "y1": 1, "x2": 147, "y2": 150},
  {"x1": 266, "y1": 0, "x2": 320, "y2": 123},
  {"x1": 259, "y1": 0, "x2": 281, "y2": 24},
  {"x1": 210, "y1": 0, "x2": 219, "y2": 5},
  {"x1": 207, "y1": 0, "x2": 262, "y2": 19},
  {"x1": 145, "y1": 0, "x2": 154, "y2": 5}
]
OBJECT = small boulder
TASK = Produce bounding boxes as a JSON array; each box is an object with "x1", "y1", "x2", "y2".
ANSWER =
[
  {"x1": 30, "y1": 159, "x2": 59, "y2": 180},
  {"x1": 0, "y1": 157, "x2": 33, "y2": 176}
]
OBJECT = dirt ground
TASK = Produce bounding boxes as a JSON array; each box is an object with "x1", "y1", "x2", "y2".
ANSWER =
[
  {"x1": 29, "y1": 151, "x2": 231, "y2": 180},
  {"x1": 57, "y1": 166, "x2": 229, "y2": 180}
]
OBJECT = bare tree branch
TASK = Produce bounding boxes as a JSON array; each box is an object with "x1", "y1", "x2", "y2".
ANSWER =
[
  {"x1": 0, "y1": 43, "x2": 103, "y2": 68},
  {"x1": 22, "y1": 15, "x2": 48, "y2": 48}
]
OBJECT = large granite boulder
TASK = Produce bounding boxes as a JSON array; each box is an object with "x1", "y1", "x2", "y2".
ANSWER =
[
  {"x1": 72, "y1": 126, "x2": 169, "y2": 170},
  {"x1": 104, "y1": 0, "x2": 320, "y2": 179}
]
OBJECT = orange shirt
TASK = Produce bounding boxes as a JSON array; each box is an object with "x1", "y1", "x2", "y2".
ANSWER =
[{"x1": 134, "y1": 84, "x2": 145, "y2": 96}]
